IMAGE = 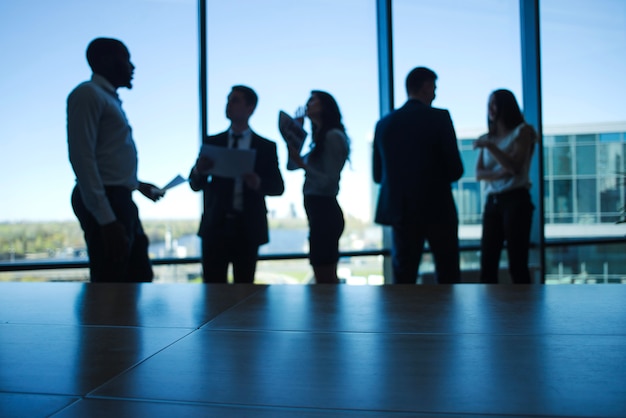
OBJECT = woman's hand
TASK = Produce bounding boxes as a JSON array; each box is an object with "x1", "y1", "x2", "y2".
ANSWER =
[
  {"x1": 473, "y1": 137, "x2": 492, "y2": 150},
  {"x1": 287, "y1": 144, "x2": 306, "y2": 169},
  {"x1": 294, "y1": 106, "x2": 306, "y2": 126}
]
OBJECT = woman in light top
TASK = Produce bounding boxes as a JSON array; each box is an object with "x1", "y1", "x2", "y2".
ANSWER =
[
  {"x1": 288, "y1": 90, "x2": 350, "y2": 284},
  {"x1": 473, "y1": 89, "x2": 537, "y2": 284}
]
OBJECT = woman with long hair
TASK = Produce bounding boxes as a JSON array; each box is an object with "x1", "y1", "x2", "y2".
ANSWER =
[
  {"x1": 288, "y1": 90, "x2": 350, "y2": 283},
  {"x1": 473, "y1": 89, "x2": 537, "y2": 283}
]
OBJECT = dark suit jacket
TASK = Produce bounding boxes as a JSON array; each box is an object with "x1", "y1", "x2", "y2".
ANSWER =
[
  {"x1": 372, "y1": 99, "x2": 464, "y2": 225},
  {"x1": 189, "y1": 131, "x2": 284, "y2": 246}
]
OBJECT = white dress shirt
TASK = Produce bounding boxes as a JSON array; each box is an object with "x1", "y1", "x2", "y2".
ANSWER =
[
  {"x1": 229, "y1": 129, "x2": 251, "y2": 211},
  {"x1": 482, "y1": 123, "x2": 534, "y2": 195},
  {"x1": 67, "y1": 74, "x2": 139, "y2": 225}
]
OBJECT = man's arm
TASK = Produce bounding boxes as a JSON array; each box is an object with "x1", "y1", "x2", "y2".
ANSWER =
[
  {"x1": 440, "y1": 110, "x2": 464, "y2": 182},
  {"x1": 189, "y1": 135, "x2": 220, "y2": 192},
  {"x1": 256, "y1": 141, "x2": 284, "y2": 196},
  {"x1": 137, "y1": 181, "x2": 165, "y2": 201},
  {"x1": 67, "y1": 86, "x2": 117, "y2": 225},
  {"x1": 67, "y1": 86, "x2": 128, "y2": 261},
  {"x1": 188, "y1": 157, "x2": 210, "y2": 192},
  {"x1": 372, "y1": 122, "x2": 383, "y2": 184}
]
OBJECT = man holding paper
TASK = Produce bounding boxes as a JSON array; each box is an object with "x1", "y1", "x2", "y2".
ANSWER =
[
  {"x1": 67, "y1": 38, "x2": 163, "y2": 283},
  {"x1": 189, "y1": 85, "x2": 284, "y2": 283}
]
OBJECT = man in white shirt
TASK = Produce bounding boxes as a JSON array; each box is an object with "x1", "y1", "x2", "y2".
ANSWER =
[{"x1": 67, "y1": 37, "x2": 163, "y2": 282}]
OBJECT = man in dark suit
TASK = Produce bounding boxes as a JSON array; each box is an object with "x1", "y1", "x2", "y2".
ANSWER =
[
  {"x1": 373, "y1": 67, "x2": 464, "y2": 284},
  {"x1": 189, "y1": 85, "x2": 284, "y2": 283}
]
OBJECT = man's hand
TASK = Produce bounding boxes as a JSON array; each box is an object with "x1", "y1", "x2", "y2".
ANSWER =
[
  {"x1": 138, "y1": 181, "x2": 165, "y2": 202},
  {"x1": 194, "y1": 155, "x2": 215, "y2": 176},
  {"x1": 243, "y1": 172, "x2": 261, "y2": 191},
  {"x1": 101, "y1": 220, "x2": 130, "y2": 262}
]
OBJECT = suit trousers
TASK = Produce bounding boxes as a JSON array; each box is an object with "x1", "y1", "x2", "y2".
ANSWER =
[
  {"x1": 71, "y1": 185, "x2": 153, "y2": 283},
  {"x1": 391, "y1": 215, "x2": 460, "y2": 284},
  {"x1": 201, "y1": 214, "x2": 259, "y2": 283},
  {"x1": 480, "y1": 187, "x2": 534, "y2": 284}
]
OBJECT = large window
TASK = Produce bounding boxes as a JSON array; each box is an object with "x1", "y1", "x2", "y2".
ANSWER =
[
  {"x1": 0, "y1": 0, "x2": 199, "y2": 281},
  {"x1": 205, "y1": 0, "x2": 381, "y2": 283},
  {"x1": 540, "y1": 0, "x2": 626, "y2": 282},
  {"x1": 1, "y1": 1, "x2": 625, "y2": 284}
]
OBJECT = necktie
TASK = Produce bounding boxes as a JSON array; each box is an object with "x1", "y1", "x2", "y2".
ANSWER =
[
  {"x1": 232, "y1": 133, "x2": 242, "y2": 148},
  {"x1": 231, "y1": 133, "x2": 243, "y2": 212}
]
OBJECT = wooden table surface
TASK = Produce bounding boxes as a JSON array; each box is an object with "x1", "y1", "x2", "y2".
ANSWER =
[{"x1": 1, "y1": 283, "x2": 625, "y2": 417}]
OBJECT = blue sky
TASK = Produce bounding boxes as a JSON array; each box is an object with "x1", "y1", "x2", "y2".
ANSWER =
[{"x1": 1, "y1": 0, "x2": 624, "y2": 222}]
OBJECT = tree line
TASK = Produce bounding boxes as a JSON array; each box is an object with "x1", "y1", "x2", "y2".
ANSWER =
[{"x1": 0, "y1": 220, "x2": 198, "y2": 261}]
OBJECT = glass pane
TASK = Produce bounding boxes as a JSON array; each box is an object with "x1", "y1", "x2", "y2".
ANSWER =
[
  {"x1": 598, "y1": 143, "x2": 625, "y2": 175},
  {"x1": 545, "y1": 242, "x2": 626, "y2": 284},
  {"x1": 543, "y1": 146, "x2": 552, "y2": 175},
  {"x1": 543, "y1": 179, "x2": 553, "y2": 223},
  {"x1": 575, "y1": 178, "x2": 597, "y2": 223},
  {"x1": 460, "y1": 149, "x2": 478, "y2": 178},
  {"x1": 0, "y1": 1, "x2": 199, "y2": 278},
  {"x1": 552, "y1": 146, "x2": 573, "y2": 176},
  {"x1": 575, "y1": 145, "x2": 596, "y2": 175},
  {"x1": 600, "y1": 132, "x2": 621, "y2": 143},
  {"x1": 541, "y1": 0, "x2": 626, "y2": 237},
  {"x1": 256, "y1": 257, "x2": 385, "y2": 285},
  {"x1": 0, "y1": 268, "x2": 90, "y2": 283},
  {"x1": 457, "y1": 182, "x2": 482, "y2": 225},
  {"x1": 543, "y1": 135, "x2": 556, "y2": 147},
  {"x1": 553, "y1": 179, "x2": 573, "y2": 223},
  {"x1": 599, "y1": 178, "x2": 622, "y2": 222},
  {"x1": 205, "y1": 1, "x2": 380, "y2": 268},
  {"x1": 393, "y1": 0, "x2": 520, "y2": 132},
  {"x1": 574, "y1": 134, "x2": 596, "y2": 144},
  {"x1": 154, "y1": 263, "x2": 203, "y2": 283}
]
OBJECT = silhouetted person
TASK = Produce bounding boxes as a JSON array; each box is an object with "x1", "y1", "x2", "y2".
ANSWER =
[
  {"x1": 473, "y1": 89, "x2": 537, "y2": 284},
  {"x1": 287, "y1": 91, "x2": 350, "y2": 284},
  {"x1": 373, "y1": 67, "x2": 464, "y2": 284},
  {"x1": 67, "y1": 37, "x2": 163, "y2": 283},
  {"x1": 189, "y1": 86, "x2": 284, "y2": 283}
]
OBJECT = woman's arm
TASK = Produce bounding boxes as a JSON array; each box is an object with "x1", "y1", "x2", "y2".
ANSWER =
[
  {"x1": 475, "y1": 147, "x2": 510, "y2": 180},
  {"x1": 477, "y1": 125, "x2": 536, "y2": 175}
]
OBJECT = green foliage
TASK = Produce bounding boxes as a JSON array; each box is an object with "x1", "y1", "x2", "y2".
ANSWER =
[
  {"x1": 141, "y1": 219, "x2": 199, "y2": 244},
  {"x1": 0, "y1": 216, "x2": 376, "y2": 261},
  {"x1": 0, "y1": 220, "x2": 200, "y2": 261},
  {"x1": 0, "y1": 221, "x2": 84, "y2": 260}
]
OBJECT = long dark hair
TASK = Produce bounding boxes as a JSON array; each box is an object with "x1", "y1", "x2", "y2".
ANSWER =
[
  {"x1": 309, "y1": 90, "x2": 348, "y2": 155},
  {"x1": 488, "y1": 89, "x2": 525, "y2": 135}
]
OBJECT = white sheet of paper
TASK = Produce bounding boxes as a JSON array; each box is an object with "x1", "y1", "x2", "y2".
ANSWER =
[
  {"x1": 279, "y1": 110, "x2": 307, "y2": 170},
  {"x1": 200, "y1": 144, "x2": 256, "y2": 178},
  {"x1": 149, "y1": 174, "x2": 188, "y2": 197},
  {"x1": 162, "y1": 174, "x2": 187, "y2": 190}
]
